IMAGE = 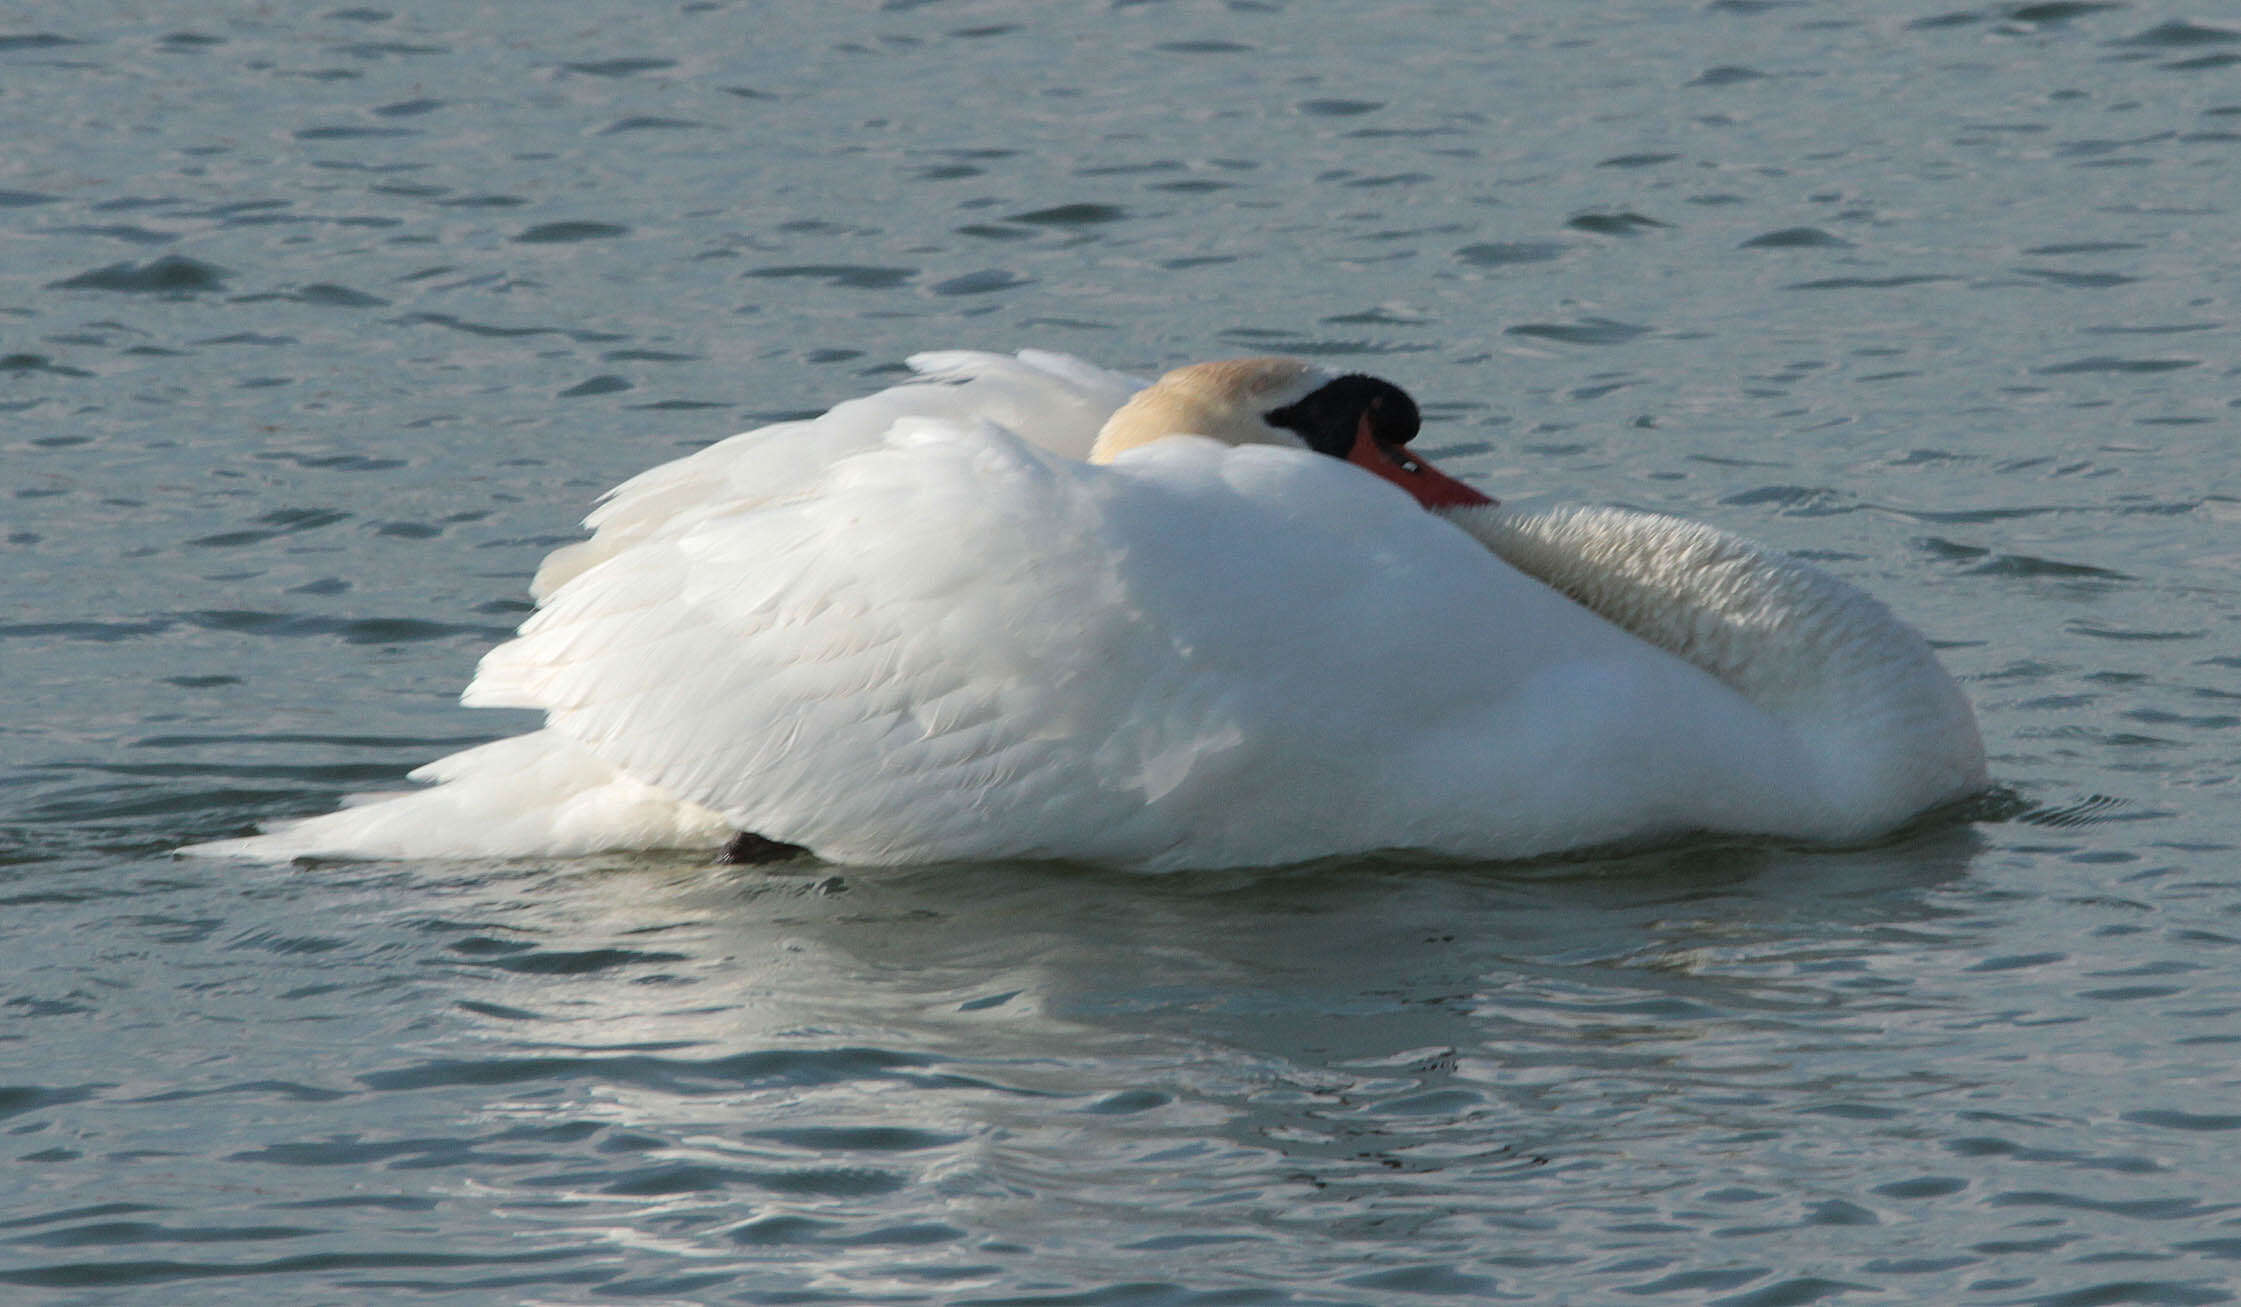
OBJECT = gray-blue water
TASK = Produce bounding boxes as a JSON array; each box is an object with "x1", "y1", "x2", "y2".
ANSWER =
[{"x1": 6, "y1": 2, "x2": 2240, "y2": 1302}]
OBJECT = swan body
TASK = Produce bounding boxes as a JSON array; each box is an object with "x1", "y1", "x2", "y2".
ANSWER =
[{"x1": 187, "y1": 350, "x2": 1986, "y2": 869}]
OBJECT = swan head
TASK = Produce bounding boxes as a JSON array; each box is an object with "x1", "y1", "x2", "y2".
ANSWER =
[{"x1": 1089, "y1": 357, "x2": 1493, "y2": 509}]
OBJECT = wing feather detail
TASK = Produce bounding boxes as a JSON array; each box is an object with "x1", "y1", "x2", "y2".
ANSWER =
[
  {"x1": 472, "y1": 417, "x2": 1208, "y2": 863},
  {"x1": 529, "y1": 351, "x2": 1144, "y2": 600}
]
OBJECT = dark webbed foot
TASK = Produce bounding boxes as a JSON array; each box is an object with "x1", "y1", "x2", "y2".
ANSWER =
[{"x1": 720, "y1": 831, "x2": 810, "y2": 864}]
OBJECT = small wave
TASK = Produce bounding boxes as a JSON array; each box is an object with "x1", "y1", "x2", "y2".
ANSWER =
[
  {"x1": 746, "y1": 264, "x2": 918, "y2": 289},
  {"x1": 356, "y1": 1045, "x2": 966, "y2": 1095},
  {"x1": 1008, "y1": 203, "x2": 1128, "y2": 226},
  {"x1": 2113, "y1": 20, "x2": 2241, "y2": 49},
  {"x1": 558, "y1": 375, "x2": 630, "y2": 398},
  {"x1": 562, "y1": 57, "x2": 676, "y2": 77},
  {"x1": 597, "y1": 117, "x2": 705, "y2": 134},
  {"x1": 1688, "y1": 64, "x2": 1766, "y2": 86},
  {"x1": 1505, "y1": 318, "x2": 1651, "y2": 346},
  {"x1": 0, "y1": 1082, "x2": 108, "y2": 1122},
  {"x1": 178, "y1": 610, "x2": 511, "y2": 645},
  {"x1": 1567, "y1": 211, "x2": 1669, "y2": 236},
  {"x1": 2037, "y1": 355, "x2": 2199, "y2": 374},
  {"x1": 2011, "y1": 794, "x2": 2132, "y2": 827},
  {"x1": 1785, "y1": 273, "x2": 1956, "y2": 291},
  {"x1": 1966, "y1": 553, "x2": 2131, "y2": 580},
  {"x1": 48, "y1": 255, "x2": 230, "y2": 294},
  {"x1": 0, "y1": 33, "x2": 80, "y2": 51},
  {"x1": 1741, "y1": 226, "x2": 1853, "y2": 249},
  {"x1": 931, "y1": 269, "x2": 1032, "y2": 296},
  {"x1": 512, "y1": 221, "x2": 629, "y2": 244},
  {"x1": 1456, "y1": 240, "x2": 1567, "y2": 267},
  {"x1": 0, "y1": 1248, "x2": 584, "y2": 1290}
]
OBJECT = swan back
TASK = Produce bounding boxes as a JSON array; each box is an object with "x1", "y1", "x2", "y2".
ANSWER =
[{"x1": 530, "y1": 350, "x2": 1146, "y2": 599}]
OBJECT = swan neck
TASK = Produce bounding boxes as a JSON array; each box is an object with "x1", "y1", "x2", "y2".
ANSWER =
[
  {"x1": 1439, "y1": 503, "x2": 1968, "y2": 720},
  {"x1": 1438, "y1": 502, "x2": 1987, "y2": 829}
]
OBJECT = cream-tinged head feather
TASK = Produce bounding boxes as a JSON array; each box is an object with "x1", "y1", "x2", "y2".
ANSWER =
[{"x1": 1088, "y1": 357, "x2": 1330, "y2": 463}]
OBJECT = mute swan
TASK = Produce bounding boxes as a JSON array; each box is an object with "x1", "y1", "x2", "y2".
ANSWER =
[{"x1": 187, "y1": 350, "x2": 1986, "y2": 869}]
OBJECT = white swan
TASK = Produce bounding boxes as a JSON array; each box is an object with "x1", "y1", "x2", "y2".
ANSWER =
[{"x1": 187, "y1": 350, "x2": 1986, "y2": 869}]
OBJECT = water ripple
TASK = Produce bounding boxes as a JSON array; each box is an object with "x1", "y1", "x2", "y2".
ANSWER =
[
  {"x1": 179, "y1": 610, "x2": 511, "y2": 644},
  {"x1": 49, "y1": 255, "x2": 230, "y2": 294},
  {"x1": 0, "y1": 1249, "x2": 587, "y2": 1291},
  {"x1": 7, "y1": 2, "x2": 2241, "y2": 1303},
  {"x1": 354, "y1": 1046, "x2": 978, "y2": 1095}
]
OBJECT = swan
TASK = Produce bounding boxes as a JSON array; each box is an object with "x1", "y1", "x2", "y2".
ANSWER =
[{"x1": 186, "y1": 350, "x2": 1987, "y2": 869}]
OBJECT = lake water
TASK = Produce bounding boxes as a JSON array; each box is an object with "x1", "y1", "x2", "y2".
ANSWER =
[{"x1": 6, "y1": 1, "x2": 2240, "y2": 1302}]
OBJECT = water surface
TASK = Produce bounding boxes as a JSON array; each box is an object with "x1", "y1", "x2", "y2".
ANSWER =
[{"x1": 5, "y1": 2, "x2": 2240, "y2": 1303}]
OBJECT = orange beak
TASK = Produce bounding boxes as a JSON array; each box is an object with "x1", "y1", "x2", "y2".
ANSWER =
[{"x1": 1345, "y1": 415, "x2": 1495, "y2": 509}]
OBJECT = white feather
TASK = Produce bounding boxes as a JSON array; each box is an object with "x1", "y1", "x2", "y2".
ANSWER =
[{"x1": 185, "y1": 350, "x2": 1986, "y2": 868}]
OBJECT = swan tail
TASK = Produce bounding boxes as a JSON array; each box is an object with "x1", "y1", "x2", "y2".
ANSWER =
[{"x1": 180, "y1": 730, "x2": 733, "y2": 862}]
